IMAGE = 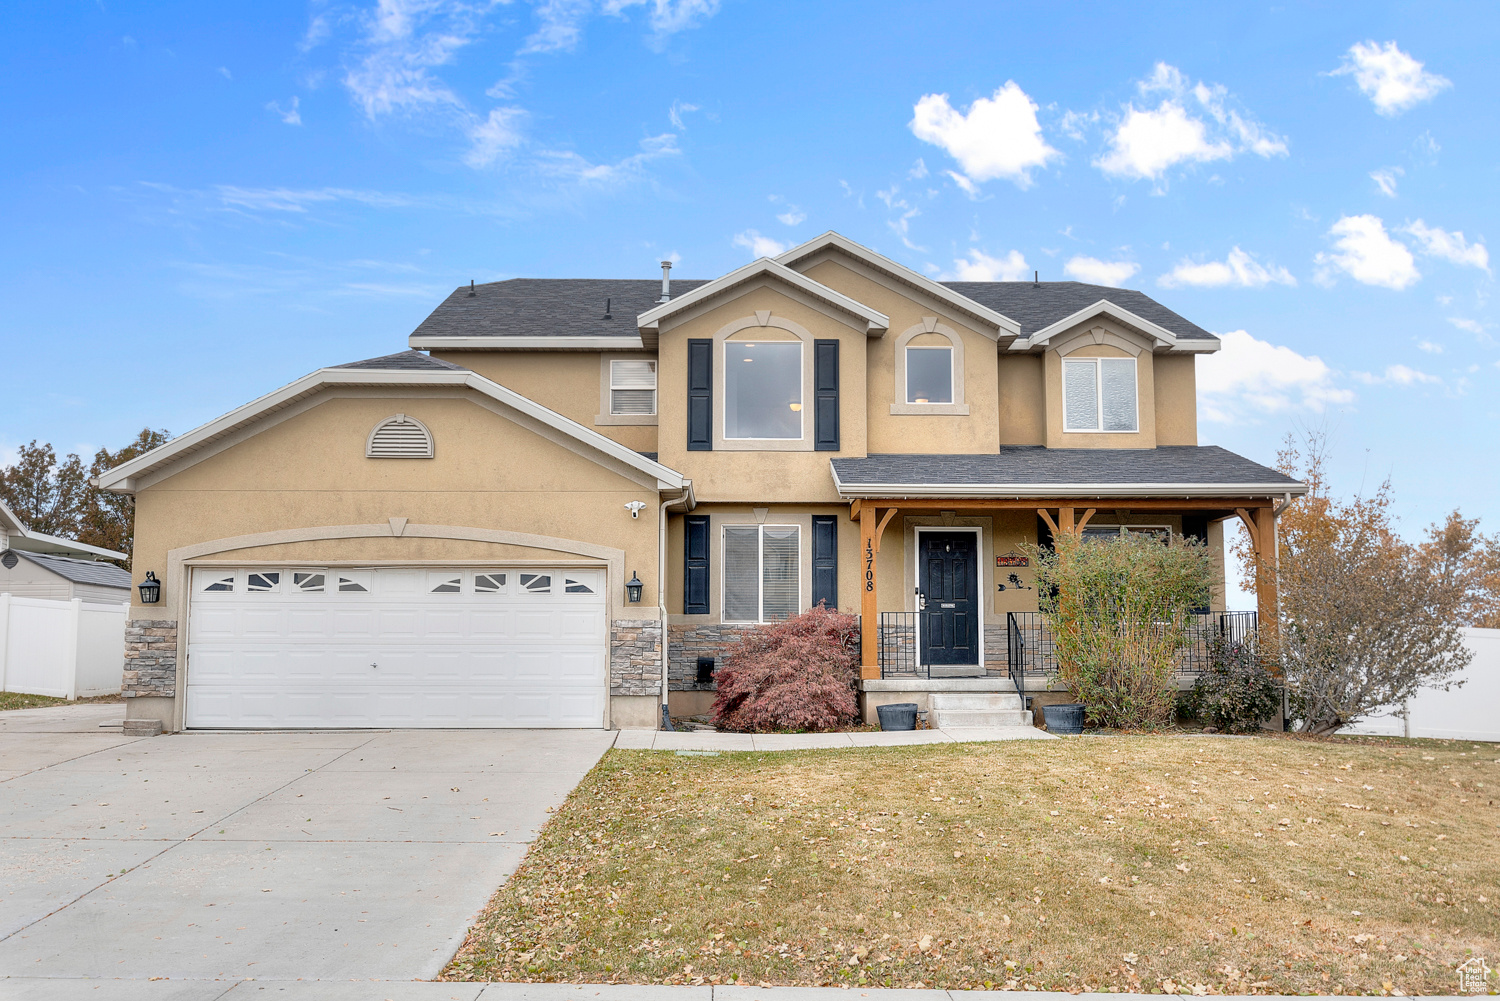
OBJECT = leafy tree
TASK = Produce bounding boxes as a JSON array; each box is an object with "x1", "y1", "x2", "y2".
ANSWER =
[
  {"x1": 0, "y1": 441, "x2": 87, "y2": 537},
  {"x1": 76, "y1": 428, "x2": 172, "y2": 563},
  {"x1": 1266, "y1": 431, "x2": 1471, "y2": 735},
  {"x1": 1417, "y1": 510, "x2": 1500, "y2": 628},
  {"x1": 1026, "y1": 530, "x2": 1216, "y2": 730},
  {"x1": 0, "y1": 429, "x2": 169, "y2": 569}
]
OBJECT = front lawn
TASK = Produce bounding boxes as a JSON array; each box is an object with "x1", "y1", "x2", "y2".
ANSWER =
[{"x1": 445, "y1": 735, "x2": 1499, "y2": 995}]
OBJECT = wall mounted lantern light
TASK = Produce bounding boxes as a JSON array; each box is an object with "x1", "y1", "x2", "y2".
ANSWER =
[
  {"x1": 625, "y1": 571, "x2": 644, "y2": 604},
  {"x1": 138, "y1": 571, "x2": 162, "y2": 604}
]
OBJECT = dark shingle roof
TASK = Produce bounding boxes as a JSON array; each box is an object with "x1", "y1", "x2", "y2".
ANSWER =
[
  {"x1": 333, "y1": 350, "x2": 469, "y2": 371},
  {"x1": 407, "y1": 278, "x2": 1212, "y2": 344},
  {"x1": 941, "y1": 281, "x2": 1215, "y2": 341},
  {"x1": 15, "y1": 551, "x2": 132, "y2": 589},
  {"x1": 410, "y1": 279, "x2": 710, "y2": 342},
  {"x1": 831, "y1": 447, "x2": 1298, "y2": 490}
]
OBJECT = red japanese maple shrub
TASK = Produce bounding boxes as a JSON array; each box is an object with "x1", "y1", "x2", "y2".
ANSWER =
[{"x1": 711, "y1": 606, "x2": 860, "y2": 732}]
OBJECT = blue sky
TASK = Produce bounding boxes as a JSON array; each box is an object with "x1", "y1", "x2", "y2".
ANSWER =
[{"x1": 2, "y1": 1, "x2": 1497, "y2": 559}]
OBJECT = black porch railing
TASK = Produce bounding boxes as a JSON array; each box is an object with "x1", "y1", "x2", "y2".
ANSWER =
[
  {"x1": 877, "y1": 611, "x2": 922, "y2": 677},
  {"x1": 1003, "y1": 610, "x2": 1259, "y2": 680}
]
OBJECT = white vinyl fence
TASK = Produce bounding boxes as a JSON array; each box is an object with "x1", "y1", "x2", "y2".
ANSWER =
[
  {"x1": 1340, "y1": 627, "x2": 1500, "y2": 742},
  {"x1": 0, "y1": 593, "x2": 129, "y2": 699}
]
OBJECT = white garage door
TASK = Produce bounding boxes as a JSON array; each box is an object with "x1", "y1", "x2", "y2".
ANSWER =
[{"x1": 185, "y1": 567, "x2": 607, "y2": 729}]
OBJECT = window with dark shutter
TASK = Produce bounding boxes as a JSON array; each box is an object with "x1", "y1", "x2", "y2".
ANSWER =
[
  {"x1": 684, "y1": 514, "x2": 710, "y2": 614},
  {"x1": 687, "y1": 339, "x2": 712, "y2": 450},
  {"x1": 813, "y1": 339, "x2": 839, "y2": 451},
  {"x1": 811, "y1": 515, "x2": 838, "y2": 610}
]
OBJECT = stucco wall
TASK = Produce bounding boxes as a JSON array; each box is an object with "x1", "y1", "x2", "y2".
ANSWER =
[{"x1": 1153, "y1": 353, "x2": 1199, "y2": 446}]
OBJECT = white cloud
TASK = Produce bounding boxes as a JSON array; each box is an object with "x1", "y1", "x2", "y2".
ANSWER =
[
  {"x1": 775, "y1": 206, "x2": 805, "y2": 226},
  {"x1": 732, "y1": 230, "x2": 788, "y2": 258},
  {"x1": 1404, "y1": 220, "x2": 1490, "y2": 272},
  {"x1": 1058, "y1": 109, "x2": 1098, "y2": 141},
  {"x1": 212, "y1": 185, "x2": 415, "y2": 213},
  {"x1": 603, "y1": 0, "x2": 721, "y2": 46},
  {"x1": 342, "y1": 0, "x2": 478, "y2": 119},
  {"x1": 1196, "y1": 329, "x2": 1354, "y2": 423},
  {"x1": 536, "y1": 132, "x2": 680, "y2": 184},
  {"x1": 523, "y1": 0, "x2": 593, "y2": 53},
  {"x1": 464, "y1": 107, "x2": 525, "y2": 167},
  {"x1": 909, "y1": 81, "x2": 1061, "y2": 190},
  {"x1": 267, "y1": 96, "x2": 302, "y2": 125},
  {"x1": 1314, "y1": 214, "x2": 1419, "y2": 289},
  {"x1": 1158, "y1": 246, "x2": 1295, "y2": 289},
  {"x1": 908, "y1": 158, "x2": 929, "y2": 179},
  {"x1": 1370, "y1": 167, "x2": 1402, "y2": 197},
  {"x1": 1448, "y1": 317, "x2": 1488, "y2": 336},
  {"x1": 1330, "y1": 41, "x2": 1451, "y2": 117},
  {"x1": 945, "y1": 249, "x2": 1030, "y2": 282},
  {"x1": 1417, "y1": 339, "x2": 1443, "y2": 353},
  {"x1": 1351, "y1": 364, "x2": 1440, "y2": 386},
  {"x1": 1096, "y1": 62, "x2": 1286, "y2": 187},
  {"x1": 1063, "y1": 255, "x2": 1139, "y2": 287},
  {"x1": 668, "y1": 99, "x2": 699, "y2": 130},
  {"x1": 217, "y1": 66, "x2": 232, "y2": 80}
]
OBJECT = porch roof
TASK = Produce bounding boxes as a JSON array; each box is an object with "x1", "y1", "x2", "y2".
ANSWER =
[{"x1": 830, "y1": 446, "x2": 1305, "y2": 500}]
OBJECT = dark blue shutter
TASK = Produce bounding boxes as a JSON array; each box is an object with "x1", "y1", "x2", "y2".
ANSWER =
[
  {"x1": 684, "y1": 515, "x2": 710, "y2": 614},
  {"x1": 687, "y1": 339, "x2": 712, "y2": 451},
  {"x1": 811, "y1": 515, "x2": 838, "y2": 610},
  {"x1": 813, "y1": 339, "x2": 839, "y2": 451}
]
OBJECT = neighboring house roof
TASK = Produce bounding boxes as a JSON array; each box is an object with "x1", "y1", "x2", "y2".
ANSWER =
[
  {"x1": 13, "y1": 550, "x2": 132, "y2": 589},
  {"x1": 93, "y1": 353, "x2": 691, "y2": 496},
  {"x1": 830, "y1": 446, "x2": 1305, "y2": 499},
  {"x1": 409, "y1": 278, "x2": 710, "y2": 351},
  {"x1": 944, "y1": 281, "x2": 1216, "y2": 343},
  {"x1": 0, "y1": 498, "x2": 127, "y2": 561}
]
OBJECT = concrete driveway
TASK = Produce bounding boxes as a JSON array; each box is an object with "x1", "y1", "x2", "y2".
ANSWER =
[{"x1": 0, "y1": 703, "x2": 616, "y2": 983}]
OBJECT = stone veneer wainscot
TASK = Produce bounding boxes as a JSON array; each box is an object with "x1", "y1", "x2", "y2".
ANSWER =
[
  {"x1": 609, "y1": 618, "x2": 662, "y2": 697},
  {"x1": 123, "y1": 619, "x2": 178, "y2": 698}
]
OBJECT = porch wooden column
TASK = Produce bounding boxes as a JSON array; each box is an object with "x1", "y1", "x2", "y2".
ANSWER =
[
  {"x1": 1058, "y1": 507, "x2": 1075, "y2": 537},
  {"x1": 1253, "y1": 505, "x2": 1279, "y2": 650},
  {"x1": 859, "y1": 504, "x2": 878, "y2": 679}
]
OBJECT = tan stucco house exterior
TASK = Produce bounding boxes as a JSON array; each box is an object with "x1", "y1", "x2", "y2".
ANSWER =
[{"x1": 99, "y1": 232, "x2": 1304, "y2": 732}]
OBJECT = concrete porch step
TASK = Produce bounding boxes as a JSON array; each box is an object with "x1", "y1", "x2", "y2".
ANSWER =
[
  {"x1": 929, "y1": 707, "x2": 1033, "y2": 728},
  {"x1": 930, "y1": 692, "x2": 1024, "y2": 711}
]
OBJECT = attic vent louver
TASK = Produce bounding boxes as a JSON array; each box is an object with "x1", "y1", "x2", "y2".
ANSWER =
[{"x1": 367, "y1": 414, "x2": 435, "y2": 459}]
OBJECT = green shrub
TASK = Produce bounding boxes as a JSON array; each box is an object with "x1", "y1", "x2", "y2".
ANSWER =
[
  {"x1": 1189, "y1": 635, "x2": 1281, "y2": 733},
  {"x1": 1026, "y1": 531, "x2": 1216, "y2": 730}
]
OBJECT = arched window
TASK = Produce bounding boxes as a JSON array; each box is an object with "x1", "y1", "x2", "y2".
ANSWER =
[{"x1": 366, "y1": 414, "x2": 434, "y2": 458}]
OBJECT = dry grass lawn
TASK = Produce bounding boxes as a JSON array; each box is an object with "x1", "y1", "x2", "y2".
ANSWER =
[
  {"x1": 445, "y1": 735, "x2": 1499, "y2": 994},
  {"x1": 0, "y1": 692, "x2": 120, "y2": 712}
]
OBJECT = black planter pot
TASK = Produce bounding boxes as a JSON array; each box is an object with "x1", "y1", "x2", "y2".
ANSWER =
[
  {"x1": 876, "y1": 702, "x2": 919, "y2": 731},
  {"x1": 1042, "y1": 703, "x2": 1086, "y2": 735}
]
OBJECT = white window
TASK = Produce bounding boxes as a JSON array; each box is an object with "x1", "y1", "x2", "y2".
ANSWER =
[
  {"x1": 1063, "y1": 357, "x2": 1138, "y2": 432},
  {"x1": 905, "y1": 346, "x2": 953, "y2": 404},
  {"x1": 723, "y1": 525, "x2": 800, "y2": 623},
  {"x1": 474, "y1": 572, "x2": 507, "y2": 593},
  {"x1": 247, "y1": 572, "x2": 280, "y2": 593},
  {"x1": 293, "y1": 571, "x2": 326, "y2": 593},
  {"x1": 725, "y1": 341, "x2": 802, "y2": 440},
  {"x1": 609, "y1": 360, "x2": 657, "y2": 415},
  {"x1": 520, "y1": 573, "x2": 552, "y2": 594},
  {"x1": 427, "y1": 572, "x2": 461, "y2": 594}
]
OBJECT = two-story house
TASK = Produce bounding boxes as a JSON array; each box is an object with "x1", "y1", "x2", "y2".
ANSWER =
[{"x1": 101, "y1": 232, "x2": 1304, "y2": 733}]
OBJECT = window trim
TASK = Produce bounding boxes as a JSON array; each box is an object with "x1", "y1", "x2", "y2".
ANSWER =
[
  {"x1": 720, "y1": 523, "x2": 802, "y2": 624},
  {"x1": 1062, "y1": 355, "x2": 1139, "y2": 433},
  {"x1": 596, "y1": 354, "x2": 659, "y2": 426},
  {"x1": 890, "y1": 320, "x2": 969, "y2": 415}
]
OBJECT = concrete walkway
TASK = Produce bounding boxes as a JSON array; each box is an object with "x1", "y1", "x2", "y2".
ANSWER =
[
  {"x1": 616, "y1": 726, "x2": 1054, "y2": 751},
  {"x1": 0, "y1": 704, "x2": 614, "y2": 983}
]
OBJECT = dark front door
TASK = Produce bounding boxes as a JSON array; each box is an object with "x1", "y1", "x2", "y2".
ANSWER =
[{"x1": 918, "y1": 531, "x2": 979, "y2": 665}]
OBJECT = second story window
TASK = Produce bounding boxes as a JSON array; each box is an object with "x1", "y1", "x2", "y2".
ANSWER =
[
  {"x1": 1063, "y1": 357, "x2": 1138, "y2": 433},
  {"x1": 725, "y1": 341, "x2": 802, "y2": 439},
  {"x1": 609, "y1": 360, "x2": 657, "y2": 415},
  {"x1": 905, "y1": 346, "x2": 953, "y2": 404}
]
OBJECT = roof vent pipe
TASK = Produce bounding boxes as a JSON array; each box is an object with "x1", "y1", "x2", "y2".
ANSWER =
[
  {"x1": 657, "y1": 260, "x2": 673, "y2": 302},
  {"x1": 1033, "y1": 270, "x2": 1039, "y2": 288}
]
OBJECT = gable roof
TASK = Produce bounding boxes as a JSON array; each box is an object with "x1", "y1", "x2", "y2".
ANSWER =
[
  {"x1": 831, "y1": 446, "x2": 1304, "y2": 499},
  {"x1": 777, "y1": 231, "x2": 1021, "y2": 339},
  {"x1": 409, "y1": 278, "x2": 710, "y2": 351},
  {"x1": 12, "y1": 550, "x2": 132, "y2": 589},
  {"x1": 635, "y1": 257, "x2": 890, "y2": 339},
  {"x1": 93, "y1": 352, "x2": 689, "y2": 495},
  {"x1": 945, "y1": 280, "x2": 1217, "y2": 348},
  {"x1": 0, "y1": 498, "x2": 127, "y2": 561}
]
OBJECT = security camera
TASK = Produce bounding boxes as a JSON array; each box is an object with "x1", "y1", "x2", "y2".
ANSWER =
[{"x1": 625, "y1": 500, "x2": 647, "y2": 519}]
